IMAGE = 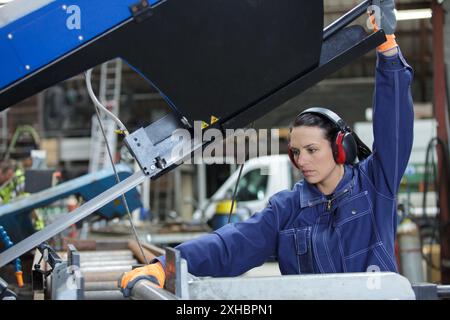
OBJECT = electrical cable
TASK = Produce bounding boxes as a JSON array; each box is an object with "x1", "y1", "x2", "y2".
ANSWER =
[
  {"x1": 419, "y1": 137, "x2": 440, "y2": 270},
  {"x1": 84, "y1": 71, "x2": 149, "y2": 265},
  {"x1": 445, "y1": 63, "x2": 450, "y2": 127},
  {"x1": 85, "y1": 69, "x2": 129, "y2": 135},
  {"x1": 228, "y1": 122, "x2": 255, "y2": 224},
  {"x1": 419, "y1": 137, "x2": 450, "y2": 271},
  {"x1": 228, "y1": 163, "x2": 245, "y2": 224}
]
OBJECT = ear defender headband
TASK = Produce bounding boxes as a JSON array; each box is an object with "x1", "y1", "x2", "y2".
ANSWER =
[{"x1": 288, "y1": 107, "x2": 358, "y2": 167}]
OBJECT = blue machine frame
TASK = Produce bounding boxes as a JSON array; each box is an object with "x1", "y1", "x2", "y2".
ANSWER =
[{"x1": 0, "y1": 0, "x2": 159, "y2": 89}]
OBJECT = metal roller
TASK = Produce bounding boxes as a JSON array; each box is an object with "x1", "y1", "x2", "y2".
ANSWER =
[
  {"x1": 84, "y1": 290, "x2": 126, "y2": 300},
  {"x1": 78, "y1": 255, "x2": 134, "y2": 262},
  {"x1": 81, "y1": 266, "x2": 132, "y2": 273},
  {"x1": 85, "y1": 281, "x2": 119, "y2": 292},
  {"x1": 80, "y1": 260, "x2": 137, "y2": 268},
  {"x1": 84, "y1": 271, "x2": 125, "y2": 282},
  {"x1": 131, "y1": 280, "x2": 178, "y2": 300},
  {"x1": 60, "y1": 250, "x2": 133, "y2": 259},
  {"x1": 128, "y1": 241, "x2": 156, "y2": 264}
]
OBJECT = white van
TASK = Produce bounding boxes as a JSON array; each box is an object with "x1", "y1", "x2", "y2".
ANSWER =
[{"x1": 193, "y1": 155, "x2": 301, "y2": 222}]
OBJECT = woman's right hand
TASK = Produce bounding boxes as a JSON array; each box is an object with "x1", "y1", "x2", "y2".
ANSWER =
[
  {"x1": 368, "y1": 0, "x2": 398, "y2": 55},
  {"x1": 118, "y1": 262, "x2": 166, "y2": 297}
]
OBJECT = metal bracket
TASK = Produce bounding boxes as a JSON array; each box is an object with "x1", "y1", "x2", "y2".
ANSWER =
[
  {"x1": 50, "y1": 244, "x2": 84, "y2": 300},
  {"x1": 165, "y1": 247, "x2": 189, "y2": 299},
  {"x1": 38, "y1": 243, "x2": 62, "y2": 269},
  {"x1": 412, "y1": 283, "x2": 450, "y2": 300},
  {"x1": 124, "y1": 113, "x2": 193, "y2": 176},
  {"x1": 165, "y1": 247, "x2": 181, "y2": 296},
  {"x1": 67, "y1": 244, "x2": 80, "y2": 268},
  {"x1": 130, "y1": 0, "x2": 154, "y2": 23},
  {"x1": 32, "y1": 242, "x2": 63, "y2": 289}
]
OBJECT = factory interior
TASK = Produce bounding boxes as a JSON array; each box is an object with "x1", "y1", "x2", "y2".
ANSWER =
[{"x1": 1, "y1": 0, "x2": 450, "y2": 302}]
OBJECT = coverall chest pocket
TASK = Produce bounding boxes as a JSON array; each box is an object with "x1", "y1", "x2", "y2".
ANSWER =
[
  {"x1": 334, "y1": 191, "x2": 381, "y2": 259},
  {"x1": 278, "y1": 226, "x2": 314, "y2": 274}
]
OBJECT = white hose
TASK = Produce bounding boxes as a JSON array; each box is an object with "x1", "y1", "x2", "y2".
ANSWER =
[
  {"x1": 84, "y1": 69, "x2": 128, "y2": 135},
  {"x1": 85, "y1": 69, "x2": 149, "y2": 265}
]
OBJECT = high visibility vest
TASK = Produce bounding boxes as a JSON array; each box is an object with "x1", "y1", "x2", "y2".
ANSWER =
[{"x1": 0, "y1": 169, "x2": 26, "y2": 204}]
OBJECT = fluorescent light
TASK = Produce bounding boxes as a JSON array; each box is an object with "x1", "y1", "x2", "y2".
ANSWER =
[{"x1": 395, "y1": 9, "x2": 432, "y2": 21}]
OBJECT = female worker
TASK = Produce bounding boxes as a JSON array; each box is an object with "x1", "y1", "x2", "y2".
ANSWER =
[{"x1": 119, "y1": 3, "x2": 414, "y2": 296}]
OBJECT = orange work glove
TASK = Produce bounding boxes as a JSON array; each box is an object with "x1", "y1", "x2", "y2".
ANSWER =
[
  {"x1": 369, "y1": 12, "x2": 398, "y2": 53},
  {"x1": 118, "y1": 262, "x2": 165, "y2": 297}
]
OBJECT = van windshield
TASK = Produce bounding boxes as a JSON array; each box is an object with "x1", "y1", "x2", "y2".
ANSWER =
[{"x1": 228, "y1": 168, "x2": 269, "y2": 202}]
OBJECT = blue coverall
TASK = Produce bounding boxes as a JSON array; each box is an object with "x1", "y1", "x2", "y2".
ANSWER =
[{"x1": 157, "y1": 49, "x2": 414, "y2": 276}]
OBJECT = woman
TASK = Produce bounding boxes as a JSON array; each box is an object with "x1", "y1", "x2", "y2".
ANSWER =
[{"x1": 119, "y1": 9, "x2": 414, "y2": 296}]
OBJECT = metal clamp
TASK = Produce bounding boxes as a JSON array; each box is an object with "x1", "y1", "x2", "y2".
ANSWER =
[{"x1": 50, "y1": 244, "x2": 84, "y2": 300}]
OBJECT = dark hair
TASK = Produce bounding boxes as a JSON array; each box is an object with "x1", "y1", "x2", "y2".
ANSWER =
[{"x1": 290, "y1": 113, "x2": 338, "y2": 146}]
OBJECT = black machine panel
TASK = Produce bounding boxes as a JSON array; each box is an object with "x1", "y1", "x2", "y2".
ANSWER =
[
  {"x1": 0, "y1": 0, "x2": 324, "y2": 126},
  {"x1": 119, "y1": 0, "x2": 324, "y2": 123}
]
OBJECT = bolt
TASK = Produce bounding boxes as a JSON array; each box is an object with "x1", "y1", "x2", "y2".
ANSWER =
[
  {"x1": 25, "y1": 65, "x2": 30, "y2": 70},
  {"x1": 150, "y1": 165, "x2": 156, "y2": 170},
  {"x1": 181, "y1": 117, "x2": 192, "y2": 128},
  {"x1": 7, "y1": 34, "x2": 13, "y2": 40},
  {"x1": 62, "y1": 5, "x2": 67, "y2": 10},
  {"x1": 78, "y1": 35, "x2": 84, "y2": 41}
]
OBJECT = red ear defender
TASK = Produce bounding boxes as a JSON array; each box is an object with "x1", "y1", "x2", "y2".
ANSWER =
[
  {"x1": 335, "y1": 131, "x2": 346, "y2": 164},
  {"x1": 288, "y1": 144, "x2": 299, "y2": 169}
]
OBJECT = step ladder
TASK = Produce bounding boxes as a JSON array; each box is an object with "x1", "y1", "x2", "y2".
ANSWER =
[{"x1": 89, "y1": 59, "x2": 123, "y2": 173}]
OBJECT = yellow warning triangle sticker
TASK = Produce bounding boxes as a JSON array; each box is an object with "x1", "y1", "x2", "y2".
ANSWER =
[
  {"x1": 210, "y1": 115, "x2": 219, "y2": 125},
  {"x1": 201, "y1": 121, "x2": 209, "y2": 129}
]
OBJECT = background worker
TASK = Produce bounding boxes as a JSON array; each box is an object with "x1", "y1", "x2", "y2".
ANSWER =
[{"x1": 0, "y1": 160, "x2": 25, "y2": 205}]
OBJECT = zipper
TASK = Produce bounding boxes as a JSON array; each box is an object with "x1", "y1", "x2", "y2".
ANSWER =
[
  {"x1": 325, "y1": 188, "x2": 350, "y2": 211},
  {"x1": 327, "y1": 199, "x2": 332, "y2": 211},
  {"x1": 308, "y1": 187, "x2": 351, "y2": 208}
]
